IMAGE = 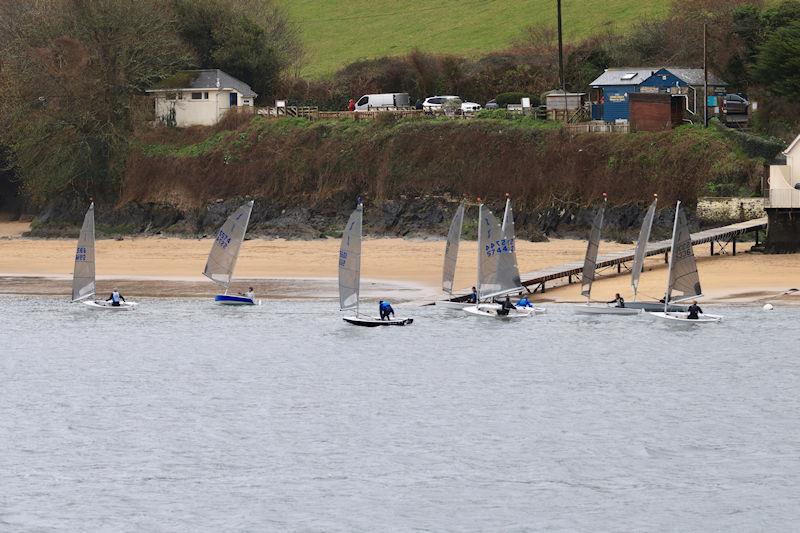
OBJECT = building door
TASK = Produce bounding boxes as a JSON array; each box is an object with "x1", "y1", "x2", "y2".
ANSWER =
[{"x1": 229, "y1": 92, "x2": 238, "y2": 107}]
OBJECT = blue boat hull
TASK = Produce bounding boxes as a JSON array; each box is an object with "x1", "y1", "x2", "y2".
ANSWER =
[{"x1": 214, "y1": 294, "x2": 257, "y2": 305}]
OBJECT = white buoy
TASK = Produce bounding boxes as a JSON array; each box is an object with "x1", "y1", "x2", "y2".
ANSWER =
[{"x1": 763, "y1": 303, "x2": 774, "y2": 311}]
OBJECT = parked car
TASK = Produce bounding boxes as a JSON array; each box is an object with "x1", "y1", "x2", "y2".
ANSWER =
[
  {"x1": 422, "y1": 95, "x2": 460, "y2": 114},
  {"x1": 354, "y1": 93, "x2": 410, "y2": 112},
  {"x1": 724, "y1": 93, "x2": 749, "y2": 114},
  {"x1": 461, "y1": 101, "x2": 482, "y2": 113},
  {"x1": 484, "y1": 99, "x2": 499, "y2": 110}
]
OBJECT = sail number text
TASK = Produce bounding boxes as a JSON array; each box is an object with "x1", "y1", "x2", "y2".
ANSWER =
[
  {"x1": 484, "y1": 238, "x2": 514, "y2": 257},
  {"x1": 216, "y1": 231, "x2": 232, "y2": 249},
  {"x1": 75, "y1": 246, "x2": 88, "y2": 261},
  {"x1": 339, "y1": 250, "x2": 348, "y2": 267}
]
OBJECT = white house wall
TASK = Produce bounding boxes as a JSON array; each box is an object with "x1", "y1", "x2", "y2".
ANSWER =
[{"x1": 153, "y1": 89, "x2": 251, "y2": 127}]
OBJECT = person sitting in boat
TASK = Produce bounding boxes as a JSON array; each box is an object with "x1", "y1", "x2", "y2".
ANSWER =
[
  {"x1": 608, "y1": 293, "x2": 625, "y2": 308},
  {"x1": 497, "y1": 295, "x2": 516, "y2": 316},
  {"x1": 379, "y1": 300, "x2": 395, "y2": 321},
  {"x1": 106, "y1": 288, "x2": 125, "y2": 307},
  {"x1": 687, "y1": 300, "x2": 703, "y2": 320},
  {"x1": 517, "y1": 296, "x2": 533, "y2": 308},
  {"x1": 240, "y1": 287, "x2": 256, "y2": 302},
  {"x1": 467, "y1": 286, "x2": 477, "y2": 303}
]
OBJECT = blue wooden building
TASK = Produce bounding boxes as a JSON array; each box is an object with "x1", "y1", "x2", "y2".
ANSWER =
[{"x1": 589, "y1": 67, "x2": 727, "y2": 123}]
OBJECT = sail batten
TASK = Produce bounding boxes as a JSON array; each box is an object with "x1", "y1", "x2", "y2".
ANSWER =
[
  {"x1": 203, "y1": 201, "x2": 254, "y2": 291},
  {"x1": 476, "y1": 201, "x2": 523, "y2": 300},
  {"x1": 631, "y1": 198, "x2": 657, "y2": 298},
  {"x1": 71, "y1": 203, "x2": 96, "y2": 302},
  {"x1": 581, "y1": 200, "x2": 606, "y2": 298},
  {"x1": 442, "y1": 202, "x2": 465, "y2": 294},
  {"x1": 339, "y1": 203, "x2": 362, "y2": 311},
  {"x1": 664, "y1": 201, "x2": 702, "y2": 304}
]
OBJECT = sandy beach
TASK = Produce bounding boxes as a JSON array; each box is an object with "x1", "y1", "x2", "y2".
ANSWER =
[{"x1": 1, "y1": 222, "x2": 798, "y2": 304}]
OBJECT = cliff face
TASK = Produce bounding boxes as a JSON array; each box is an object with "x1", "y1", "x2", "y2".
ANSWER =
[{"x1": 30, "y1": 116, "x2": 762, "y2": 239}]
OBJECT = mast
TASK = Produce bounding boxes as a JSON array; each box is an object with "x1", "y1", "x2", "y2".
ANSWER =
[
  {"x1": 476, "y1": 204, "x2": 484, "y2": 301},
  {"x1": 663, "y1": 200, "x2": 681, "y2": 313},
  {"x1": 356, "y1": 201, "x2": 362, "y2": 317}
]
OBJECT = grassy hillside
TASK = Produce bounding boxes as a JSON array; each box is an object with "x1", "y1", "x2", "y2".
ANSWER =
[{"x1": 280, "y1": 0, "x2": 668, "y2": 77}]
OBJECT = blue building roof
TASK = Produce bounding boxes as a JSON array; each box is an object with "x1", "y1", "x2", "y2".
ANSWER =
[{"x1": 590, "y1": 67, "x2": 726, "y2": 87}]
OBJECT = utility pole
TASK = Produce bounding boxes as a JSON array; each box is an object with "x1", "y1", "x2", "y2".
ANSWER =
[
  {"x1": 557, "y1": 0, "x2": 567, "y2": 120},
  {"x1": 703, "y1": 21, "x2": 708, "y2": 128}
]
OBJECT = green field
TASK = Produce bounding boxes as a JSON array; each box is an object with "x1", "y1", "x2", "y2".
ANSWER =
[{"x1": 279, "y1": 0, "x2": 668, "y2": 77}]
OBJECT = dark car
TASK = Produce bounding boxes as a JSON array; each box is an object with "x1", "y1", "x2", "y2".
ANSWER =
[
  {"x1": 724, "y1": 93, "x2": 749, "y2": 114},
  {"x1": 485, "y1": 99, "x2": 499, "y2": 110}
]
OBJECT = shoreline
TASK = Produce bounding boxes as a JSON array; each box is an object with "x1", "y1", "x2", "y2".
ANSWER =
[{"x1": 1, "y1": 223, "x2": 798, "y2": 305}]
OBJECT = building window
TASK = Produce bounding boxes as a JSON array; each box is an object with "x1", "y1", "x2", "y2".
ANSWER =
[
  {"x1": 191, "y1": 92, "x2": 203, "y2": 100},
  {"x1": 204, "y1": 92, "x2": 209, "y2": 99}
]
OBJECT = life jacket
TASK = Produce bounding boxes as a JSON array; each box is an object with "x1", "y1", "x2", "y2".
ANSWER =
[
  {"x1": 380, "y1": 301, "x2": 391, "y2": 311},
  {"x1": 518, "y1": 298, "x2": 530, "y2": 307},
  {"x1": 112, "y1": 291, "x2": 120, "y2": 303}
]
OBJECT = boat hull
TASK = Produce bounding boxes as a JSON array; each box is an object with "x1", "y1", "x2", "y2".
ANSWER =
[
  {"x1": 435, "y1": 300, "x2": 473, "y2": 310},
  {"x1": 83, "y1": 300, "x2": 137, "y2": 311},
  {"x1": 463, "y1": 303, "x2": 532, "y2": 320},
  {"x1": 626, "y1": 301, "x2": 687, "y2": 313},
  {"x1": 574, "y1": 304, "x2": 641, "y2": 316},
  {"x1": 214, "y1": 294, "x2": 260, "y2": 306},
  {"x1": 650, "y1": 311, "x2": 723, "y2": 323},
  {"x1": 343, "y1": 316, "x2": 413, "y2": 327}
]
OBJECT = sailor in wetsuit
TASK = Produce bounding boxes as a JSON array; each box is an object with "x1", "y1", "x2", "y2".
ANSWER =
[
  {"x1": 106, "y1": 288, "x2": 125, "y2": 307},
  {"x1": 379, "y1": 300, "x2": 395, "y2": 320},
  {"x1": 687, "y1": 300, "x2": 702, "y2": 319},
  {"x1": 467, "y1": 286, "x2": 478, "y2": 303},
  {"x1": 608, "y1": 293, "x2": 625, "y2": 308},
  {"x1": 497, "y1": 295, "x2": 516, "y2": 316}
]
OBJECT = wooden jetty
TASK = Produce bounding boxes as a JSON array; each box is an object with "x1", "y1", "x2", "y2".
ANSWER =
[{"x1": 521, "y1": 217, "x2": 768, "y2": 293}]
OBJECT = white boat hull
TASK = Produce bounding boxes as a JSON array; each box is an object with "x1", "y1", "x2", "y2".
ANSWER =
[
  {"x1": 574, "y1": 304, "x2": 641, "y2": 316},
  {"x1": 83, "y1": 300, "x2": 138, "y2": 311},
  {"x1": 650, "y1": 311, "x2": 723, "y2": 323},
  {"x1": 435, "y1": 300, "x2": 473, "y2": 309},
  {"x1": 463, "y1": 303, "x2": 532, "y2": 320},
  {"x1": 343, "y1": 316, "x2": 413, "y2": 327}
]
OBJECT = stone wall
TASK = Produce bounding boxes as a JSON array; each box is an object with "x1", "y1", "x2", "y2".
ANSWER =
[{"x1": 696, "y1": 197, "x2": 766, "y2": 224}]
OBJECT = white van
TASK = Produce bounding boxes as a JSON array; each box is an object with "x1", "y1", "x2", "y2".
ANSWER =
[{"x1": 354, "y1": 93, "x2": 411, "y2": 112}]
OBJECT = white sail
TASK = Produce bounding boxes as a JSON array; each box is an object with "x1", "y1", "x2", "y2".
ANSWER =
[
  {"x1": 71, "y1": 203, "x2": 96, "y2": 302},
  {"x1": 498, "y1": 197, "x2": 522, "y2": 291},
  {"x1": 664, "y1": 201, "x2": 702, "y2": 303},
  {"x1": 339, "y1": 202, "x2": 363, "y2": 311},
  {"x1": 203, "y1": 200, "x2": 254, "y2": 291},
  {"x1": 581, "y1": 199, "x2": 606, "y2": 298},
  {"x1": 442, "y1": 202, "x2": 465, "y2": 294},
  {"x1": 477, "y1": 203, "x2": 522, "y2": 300},
  {"x1": 631, "y1": 198, "x2": 657, "y2": 299}
]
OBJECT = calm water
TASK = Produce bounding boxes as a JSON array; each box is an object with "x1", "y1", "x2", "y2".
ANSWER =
[{"x1": 1, "y1": 296, "x2": 798, "y2": 531}]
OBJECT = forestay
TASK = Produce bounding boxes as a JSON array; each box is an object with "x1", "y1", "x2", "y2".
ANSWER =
[
  {"x1": 476, "y1": 203, "x2": 523, "y2": 300},
  {"x1": 581, "y1": 199, "x2": 606, "y2": 298},
  {"x1": 442, "y1": 202, "x2": 465, "y2": 294},
  {"x1": 339, "y1": 202, "x2": 363, "y2": 311},
  {"x1": 203, "y1": 200, "x2": 254, "y2": 291},
  {"x1": 665, "y1": 201, "x2": 702, "y2": 303},
  {"x1": 72, "y1": 203, "x2": 96, "y2": 302},
  {"x1": 631, "y1": 198, "x2": 657, "y2": 299}
]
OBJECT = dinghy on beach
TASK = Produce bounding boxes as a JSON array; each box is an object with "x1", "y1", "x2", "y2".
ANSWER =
[
  {"x1": 463, "y1": 199, "x2": 533, "y2": 320},
  {"x1": 650, "y1": 201, "x2": 722, "y2": 324},
  {"x1": 203, "y1": 200, "x2": 260, "y2": 305},
  {"x1": 72, "y1": 203, "x2": 137, "y2": 310},
  {"x1": 339, "y1": 200, "x2": 413, "y2": 327}
]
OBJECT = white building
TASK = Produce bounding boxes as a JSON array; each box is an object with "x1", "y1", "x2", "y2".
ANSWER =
[
  {"x1": 768, "y1": 133, "x2": 800, "y2": 209},
  {"x1": 146, "y1": 69, "x2": 257, "y2": 127}
]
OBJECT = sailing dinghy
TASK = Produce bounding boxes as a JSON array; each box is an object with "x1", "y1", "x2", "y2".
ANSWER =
[
  {"x1": 435, "y1": 201, "x2": 473, "y2": 309},
  {"x1": 203, "y1": 200, "x2": 260, "y2": 305},
  {"x1": 463, "y1": 200, "x2": 532, "y2": 320},
  {"x1": 72, "y1": 203, "x2": 137, "y2": 310},
  {"x1": 339, "y1": 201, "x2": 413, "y2": 326},
  {"x1": 574, "y1": 195, "x2": 640, "y2": 316},
  {"x1": 650, "y1": 201, "x2": 722, "y2": 323}
]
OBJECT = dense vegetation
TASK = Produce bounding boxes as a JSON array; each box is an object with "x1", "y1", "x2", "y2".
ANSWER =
[{"x1": 125, "y1": 115, "x2": 760, "y2": 212}]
